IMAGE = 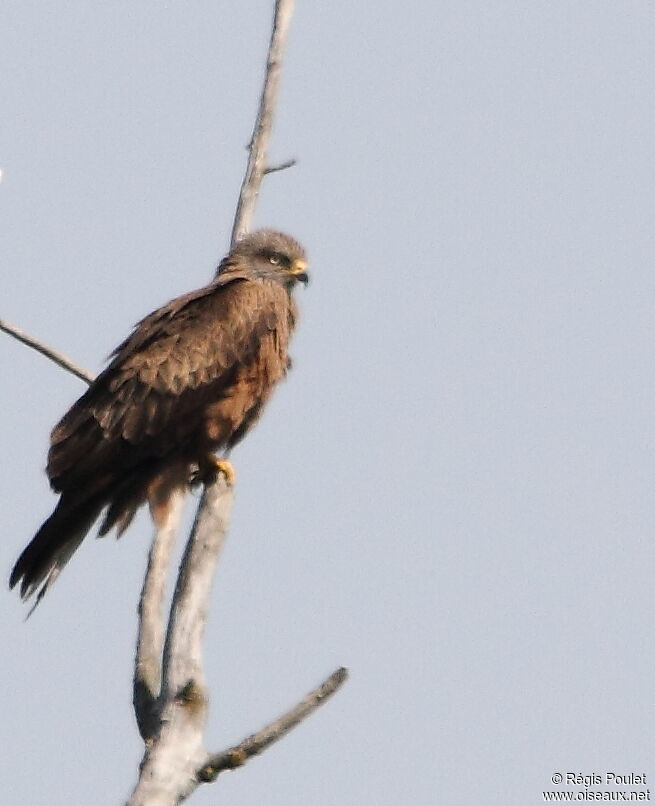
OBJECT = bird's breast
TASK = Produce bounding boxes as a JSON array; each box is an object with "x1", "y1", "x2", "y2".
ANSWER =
[{"x1": 202, "y1": 326, "x2": 291, "y2": 448}]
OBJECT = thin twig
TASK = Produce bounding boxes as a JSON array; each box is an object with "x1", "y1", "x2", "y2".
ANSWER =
[
  {"x1": 263, "y1": 157, "x2": 297, "y2": 175},
  {"x1": 197, "y1": 667, "x2": 349, "y2": 783},
  {"x1": 0, "y1": 318, "x2": 94, "y2": 385},
  {"x1": 230, "y1": 0, "x2": 296, "y2": 245}
]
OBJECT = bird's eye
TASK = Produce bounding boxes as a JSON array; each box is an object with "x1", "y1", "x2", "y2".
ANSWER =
[{"x1": 269, "y1": 253, "x2": 281, "y2": 265}]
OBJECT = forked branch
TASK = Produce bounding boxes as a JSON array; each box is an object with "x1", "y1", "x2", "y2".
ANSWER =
[
  {"x1": 131, "y1": 0, "x2": 302, "y2": 753},
  {"x1": 130, "y1": 0, "x2": 347, "y2": 803}
]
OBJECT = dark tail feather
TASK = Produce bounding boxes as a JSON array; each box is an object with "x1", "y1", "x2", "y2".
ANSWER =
[
  {"x1": 97, "y1": 459, "x2": 186, "y2": 537},
  {"x1": 10, "y1": 493, "x2": 105, "y2": 611}
]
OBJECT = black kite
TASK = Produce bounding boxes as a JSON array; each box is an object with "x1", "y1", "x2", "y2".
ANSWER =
[{"x1": 10, "y1": 229, "x2": 308, "y2": 606}]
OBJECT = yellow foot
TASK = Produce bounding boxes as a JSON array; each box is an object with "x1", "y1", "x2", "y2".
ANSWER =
[
  {"x1": 213, "y1": 458, "x2": 236, "y2": 486},
  {"x1": 193, "y1": 454, "x2": 236, "y2": 486}
]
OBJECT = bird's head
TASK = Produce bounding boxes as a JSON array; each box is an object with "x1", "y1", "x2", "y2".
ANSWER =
[{"x1": 220, "y1": 230, "x2": 308, "y2": 287}]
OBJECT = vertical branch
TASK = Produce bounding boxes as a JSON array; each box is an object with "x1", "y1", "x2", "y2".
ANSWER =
[
  {"x1": 230, "y1": 0, "x2": 296, "y2": 245},
  {"x1": 127, "y1": 477, "x2": 233, "y2": 806},
  {"x1": 127, "y1": 1, "x2": 347, "y2": 802},
  {"x1": 161, "y1": 478, "x2": 233, "y2": 700},
  {"x1": 133, "y1": 489, "x2": 185, "y2": 742}
]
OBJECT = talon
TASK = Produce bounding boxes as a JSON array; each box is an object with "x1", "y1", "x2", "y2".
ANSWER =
[
  {"x1": 213, "y1": 458, "x2": 236, "y2": 486},
  {"x1": 192, "y1": 454, "x2": 236, "y2": 486}
]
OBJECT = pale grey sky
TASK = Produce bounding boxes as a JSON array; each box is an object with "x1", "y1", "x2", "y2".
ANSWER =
[{"x1": 2, "y1": 3, "x2": 655, "y2": 805}]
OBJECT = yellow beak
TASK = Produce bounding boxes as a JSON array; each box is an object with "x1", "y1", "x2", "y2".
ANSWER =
[
  {"x1": 290, "y1": 259, "x2": 308, "y2": 275},
  {"x1": 289, "y1": 259, "x2": 309, "y2": 284}
]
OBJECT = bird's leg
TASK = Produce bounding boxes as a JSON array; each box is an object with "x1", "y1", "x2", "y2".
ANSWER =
[{"x1": 193, "y1": 453, "x2": 236, "y2": 486}]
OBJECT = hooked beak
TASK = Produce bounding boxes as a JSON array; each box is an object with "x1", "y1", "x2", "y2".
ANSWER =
[{"x1": 289, "y1": 258, "x2": 309, "y2": 285}]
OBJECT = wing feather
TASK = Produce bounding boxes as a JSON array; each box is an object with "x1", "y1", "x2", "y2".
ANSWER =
[{"x1": 47, "y1": 276, "x2": 290, "y2": 491}]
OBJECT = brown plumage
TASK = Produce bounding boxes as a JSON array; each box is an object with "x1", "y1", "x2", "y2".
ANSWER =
[{"x1": 10, "y1": 230, "x2": 308, "y2": 607}]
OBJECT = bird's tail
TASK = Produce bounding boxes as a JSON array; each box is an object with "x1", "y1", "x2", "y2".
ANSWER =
[{"x1": 9, "y1": 492, "x2": 105, "y2": 612}]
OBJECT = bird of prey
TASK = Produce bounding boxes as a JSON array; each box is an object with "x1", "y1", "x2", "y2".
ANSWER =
[{"x1": 10, "y1": 229, "x2": 308, "y2": 607}]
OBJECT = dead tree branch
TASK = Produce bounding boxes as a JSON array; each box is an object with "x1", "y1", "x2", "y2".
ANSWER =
[
  {"x1": 127, "y1": 476, "x2": 233, "y2": 805},
  {"x1": 132, "y1": 0, "x2": 297, "y2": 725},
  {"x1": 230, "y1": 0, "x2": 296, "y2": 245},
  {"x1": 0, "y1": 317, "x2": 93, "y2": 385},
  {"x1": 133, "y1": 489, "x2": 186, "y2": 742},
  {"x1": 264, "y1": 157, "x2": 297, "y2": 175},
  {"x1": 129, "y1": 0, "x2": 346, "y2": 803},
  {"x1": 198, "y1": 667, "x2": 349, "y2": 782}
]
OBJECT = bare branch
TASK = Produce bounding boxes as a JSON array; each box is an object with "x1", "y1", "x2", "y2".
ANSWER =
[
  {"x1": 197, "y1": 667, "x2": 349, "y2": 783},
  {"x1": 128, "y1": 1, "x2": 348, "y2": 801},
  {"x1": 263, "y1": 157, "x2": 297, "y2": 175},
  {"x1": 127, "y1": 476, "x2": 233, "y2": 805},
  {"x1": 230, "y1": 0, "x2": 296, "y2": 245},
  {"x1": 0, "y1": 317, "x2": 94, "y2": 385},
  {"x1": 133, "y1": 490, "x2": 185, "y2": 742},
  {"x1": 161, "y1": 474, "x2": 233, "y2": 700}
]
